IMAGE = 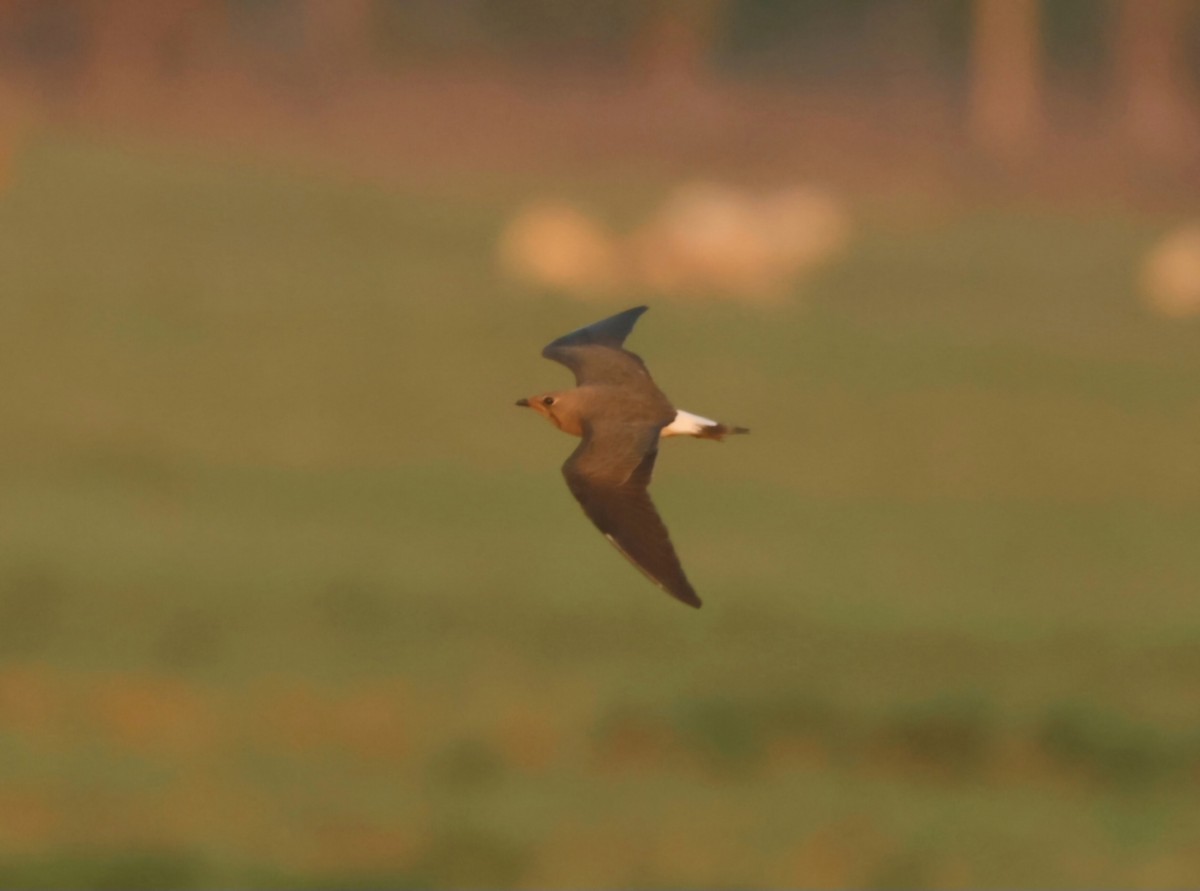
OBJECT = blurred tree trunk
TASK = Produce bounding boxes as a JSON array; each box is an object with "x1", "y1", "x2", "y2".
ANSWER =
[
  {"x1": 0, "y1": 0, "x2": 25, "y2": 194},
  {"x1": 635, "y1": 0, "x2": 729, "y2": 94},
  {"x1": 82, "y1": 0, "x2": 168, "y2": 110},
  {"x1": 81, "y1": 0, "x2": 215, "y2": 111},
  {"x1": 1113, "y1": 0, "x2": 1198, "y2": 164},
  {"x1": 868, "y1": 1, "x2": 947, "y2": 115},
  {"x1": 968, "y1": 0, "x2": 1044, "y2": 160},
  {"x1": 0, "y1": 0, "x2": 19, "y2": 57},
  {"x1": 302, "y1": 0, "x2": 374, "y2": 72}
]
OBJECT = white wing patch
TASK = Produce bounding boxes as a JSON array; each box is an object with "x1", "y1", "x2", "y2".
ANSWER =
[{"x1": 661, "y1": 409, "x2": 719, "y2": 438}]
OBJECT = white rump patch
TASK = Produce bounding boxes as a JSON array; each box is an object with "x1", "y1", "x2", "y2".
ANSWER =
[{"x1": 661, "y1": 409, "x2": 719, "y2": 438}]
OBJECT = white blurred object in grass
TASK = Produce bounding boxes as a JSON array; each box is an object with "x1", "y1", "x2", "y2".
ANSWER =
[
  {"x1": 496, "y1": 201, "x2": 622, "y2": 297},
  {"x1": 631, "y1": 181, "x2": 779, "y2": 299},
  {"x1": 498, "y1": 183, "x2": 852, "y2": 303},
  {"x1": 1141, "y1": 223, "x2": 1200, "y2": 318},
  {"x1": 757, "y1": 185, "x2": 853, "y2": 278},
  {"x1": 627, "y1": 181, "x2": 852, "y2": 302}
]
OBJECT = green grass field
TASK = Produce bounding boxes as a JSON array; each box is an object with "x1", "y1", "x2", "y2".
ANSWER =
[{"x1": 1, "y1": 136, "x2": 1200, "y2": 887}]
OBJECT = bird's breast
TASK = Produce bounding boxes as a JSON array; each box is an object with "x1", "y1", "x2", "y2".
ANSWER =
[{"x1": 551, "y1": 413, "x2": 585, "y2": 437}]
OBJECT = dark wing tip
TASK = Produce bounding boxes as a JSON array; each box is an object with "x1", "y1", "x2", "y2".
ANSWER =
[
  {"x1": 543, "y1": 306, "x2": 650, "y2": 354},
  {"x1": 597, "y1": 528, "x2": 701, "y2": 610}
]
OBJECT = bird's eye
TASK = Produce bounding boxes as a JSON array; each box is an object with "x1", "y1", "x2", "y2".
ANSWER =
[{"x1": 542, "y1": 396, "x2": 555, "y2": 406}]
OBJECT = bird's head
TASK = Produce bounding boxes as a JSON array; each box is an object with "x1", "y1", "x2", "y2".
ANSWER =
[{"x1": 515, "y1": 390, "x2": 583, "y2": 437}]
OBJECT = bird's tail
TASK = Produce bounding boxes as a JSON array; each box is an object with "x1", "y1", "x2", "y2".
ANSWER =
[{"x1": 663, "y1": 409, "x2": 750, "y2": 442}]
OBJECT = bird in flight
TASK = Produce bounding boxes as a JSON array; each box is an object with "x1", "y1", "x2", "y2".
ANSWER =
[{"x1": 516, "y1": 306, "x2": 747, "y2": 608}]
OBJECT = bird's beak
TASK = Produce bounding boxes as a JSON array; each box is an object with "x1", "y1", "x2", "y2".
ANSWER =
[{"x1": 515, "y1": 398, "x2": 529, "y2": 407}]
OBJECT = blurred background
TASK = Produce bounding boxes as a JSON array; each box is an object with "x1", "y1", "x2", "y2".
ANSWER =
[{"x1": 1, "y1": 1, "x2": 1200, "y2": 887}]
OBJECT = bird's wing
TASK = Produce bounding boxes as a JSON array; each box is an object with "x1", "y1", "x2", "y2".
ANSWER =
[
  {"x1": 562, "y1": 418, "x2": 700, "y2": 608},
  {"x1": 542, "y1": 306, "x2": 654, "y2": 387}
]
